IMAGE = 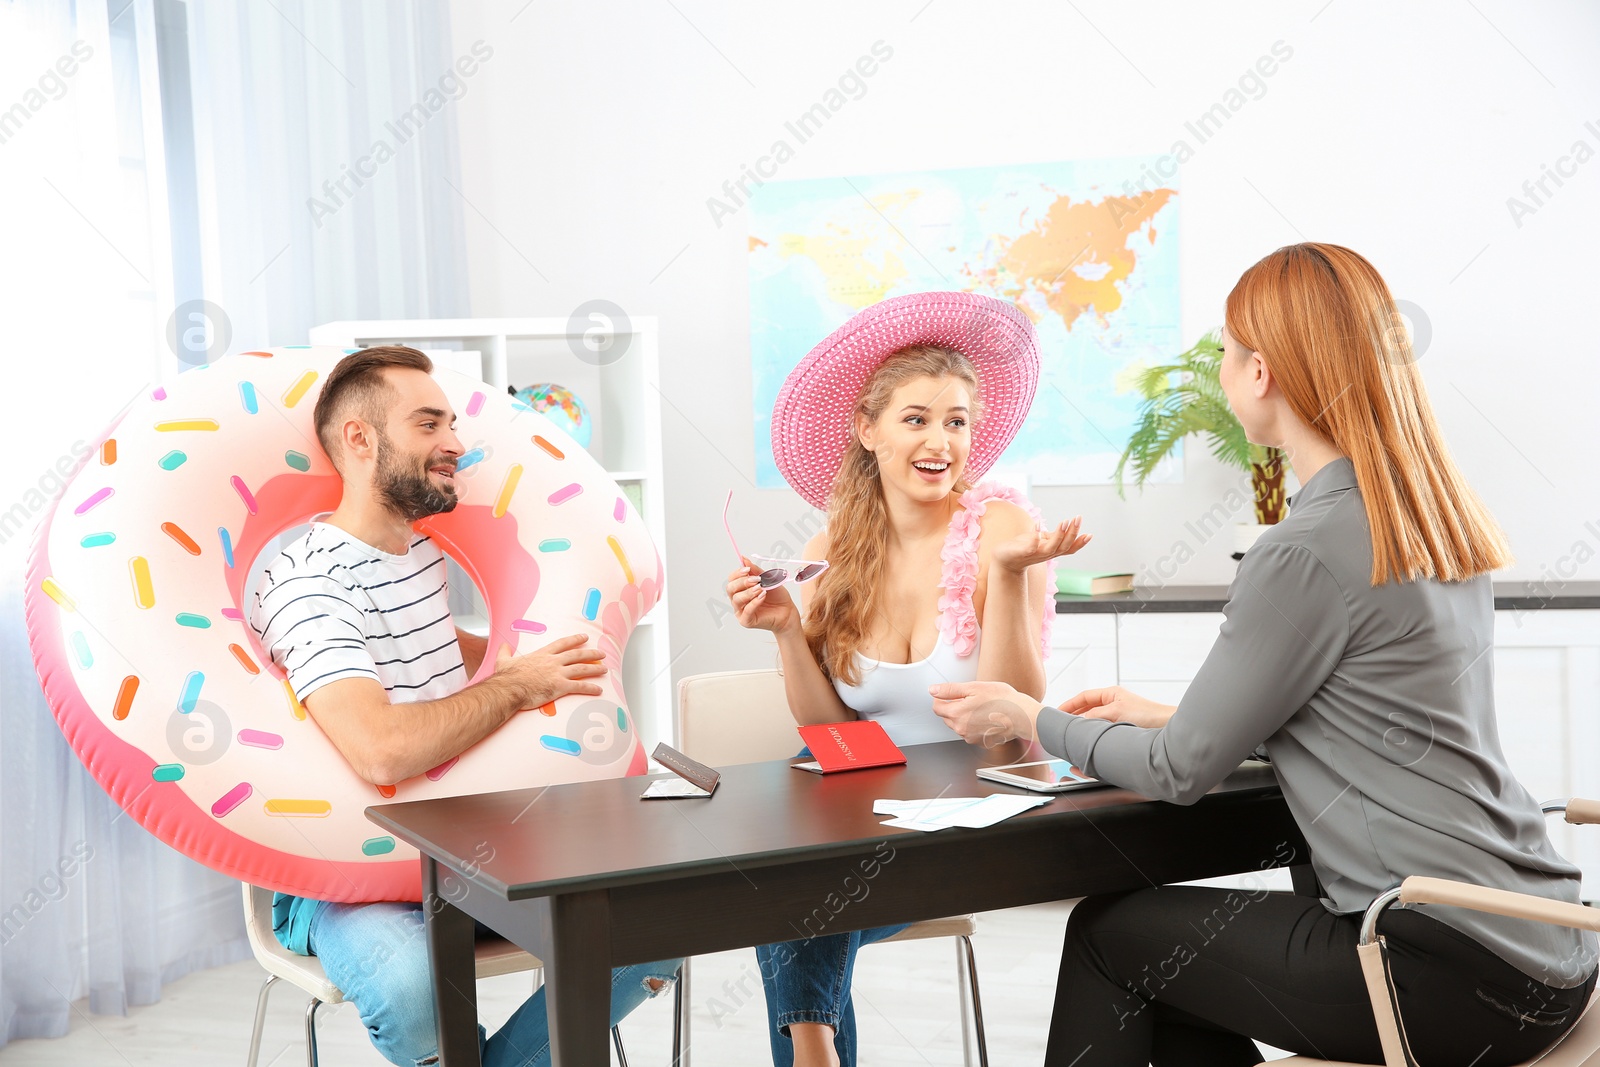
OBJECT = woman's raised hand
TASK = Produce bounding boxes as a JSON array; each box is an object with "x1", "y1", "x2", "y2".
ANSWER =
[
  {"x1": 993, "y1": 516, "x2": 1092, "y2": 574},
  {"x1": 725, "y1": 561, "x2": 800, "y2": 634}
]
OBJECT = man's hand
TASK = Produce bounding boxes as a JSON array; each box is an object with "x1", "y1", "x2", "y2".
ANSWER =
[
  {"x1": 929, "y1": 680, "x2": 1045, "y2": 747},
  {"x1": 493, "y1": 635, "x2": 606, "y2": 710},
  {"x1": 301, "y1": 636, "x2": 608, "y2": 787},
  {"x1": 1058, "y1": 686, "x2": 1177, "y2": 729}
]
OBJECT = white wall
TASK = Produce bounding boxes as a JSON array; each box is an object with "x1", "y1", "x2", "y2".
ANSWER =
[{"x1": 447, "y1": 0, "x2": 1600, "y2": 692}]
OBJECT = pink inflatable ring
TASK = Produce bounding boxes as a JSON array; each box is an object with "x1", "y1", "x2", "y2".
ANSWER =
[{"x1": 24, "y1": 347, "x2": 660, "y2": 902}]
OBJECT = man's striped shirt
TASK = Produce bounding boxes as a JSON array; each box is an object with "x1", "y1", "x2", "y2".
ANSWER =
[
  {"x1": 247, "y1": 520, "x2": 468, "y2": 955},
  {"x1": 248, "y1": 521, "x2": 466, "y2": 706}
]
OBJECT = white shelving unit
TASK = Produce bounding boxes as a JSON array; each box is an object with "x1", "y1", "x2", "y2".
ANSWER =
[{"x1": 307, "y1": 316, "x2": 674, "y2": 750}]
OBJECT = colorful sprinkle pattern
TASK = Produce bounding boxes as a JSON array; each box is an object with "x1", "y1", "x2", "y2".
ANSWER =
[
  {"x1": 75, "y1": 487, "x2": 113, "y2": 514},
  {"x1": 162, "y1": 522, "x2": 201, "y2": 555},
  {"x1": 33, "y1": 350, "x2": 660, "y2": 902},
  {"x1": 548, "y1": 483, "x2": 583, "y2": 506},
  {"x1": 493, "y1": 464, "x2": 522, "y2": 518},
  {"x1": 239, "y1": 729, "x2": 283, "y2": 750},
  {"x1": 178, "y1": 671, "x2": 204, "y2": 714},
  {"x1": 211, "y1": 782, "x2": 252, "y2": 817}
]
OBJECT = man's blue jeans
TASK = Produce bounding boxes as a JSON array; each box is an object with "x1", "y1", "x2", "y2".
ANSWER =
[
  {"x1": 755, "y1": 923, "x2": 911, "y2": 1067},
  {"x1": 308, "y1": 899, "x2": 680, "y2": 1067}
]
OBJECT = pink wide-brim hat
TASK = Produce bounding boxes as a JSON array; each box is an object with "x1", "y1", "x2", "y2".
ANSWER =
[{"x1": 771, "y1": 291, "x2": 1041, "y2": 510}]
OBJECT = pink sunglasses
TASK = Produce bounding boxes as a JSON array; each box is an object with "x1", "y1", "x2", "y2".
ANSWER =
[{"x1": 722, "y1": 491, "x2": 830, "y2": 589}]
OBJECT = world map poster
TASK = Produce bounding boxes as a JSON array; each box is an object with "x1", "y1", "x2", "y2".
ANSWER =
[{"x1": 749, "y1": 158, "x2": 1181, "y2": 487}]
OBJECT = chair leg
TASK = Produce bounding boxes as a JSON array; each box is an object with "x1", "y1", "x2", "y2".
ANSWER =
[
  {"x1": 246, "y1": 973, "x2": 280, "y2": 1067},
  {"x1": 957, "y1": 938, "x2": 974, "y2": 1067},
  {"x1": 672, "y1": 960, "x2": 689, "y2": 1067},
  {"x1": 956, "y1": 935, "x2": 989, "y2": 1067},
  {"x1": 305, "y1": 997, "x2": 322, "y2": 1067},
  {"x1": 611, "y1": 1024, "x2": 628, "y2": 1067}
]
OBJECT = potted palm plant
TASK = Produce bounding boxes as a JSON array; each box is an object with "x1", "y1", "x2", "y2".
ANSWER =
[{"x1": 1114, "y1": 329, "x2": 1288, "y2": 558}]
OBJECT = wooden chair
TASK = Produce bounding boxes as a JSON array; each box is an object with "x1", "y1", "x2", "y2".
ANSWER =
[
  {"x1": 1264, "y1": 799, "x2": 1600, "y2": 1067},
  {"x1": 674, "y1": 668, "x2": 990, "y2": 1066},
  {"x1": 240, "y1": 881, "x2": 646, "y2": 1066}
]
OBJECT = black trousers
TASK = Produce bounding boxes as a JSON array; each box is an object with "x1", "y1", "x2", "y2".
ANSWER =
[{"x1": 1047, "y1": 886, "x2": 1596, "y2": 1067}]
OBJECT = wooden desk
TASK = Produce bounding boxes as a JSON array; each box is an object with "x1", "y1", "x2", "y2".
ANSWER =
[{"x1": 367, "y1": 740, "x2": 1304, "y2": 1066}]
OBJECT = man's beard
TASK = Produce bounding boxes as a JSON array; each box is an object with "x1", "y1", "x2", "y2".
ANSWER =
[{"x1": 374, "y1": 431, "x2": 458, "y2": 522}]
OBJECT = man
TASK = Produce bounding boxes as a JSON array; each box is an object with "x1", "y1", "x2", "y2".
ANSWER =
[{"x1": 249, "y1": 346, "x2": 677, "y2": 1067}]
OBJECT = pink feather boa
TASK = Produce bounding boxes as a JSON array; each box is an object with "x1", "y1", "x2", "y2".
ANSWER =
[{"x1": 934, "y1": 482, "x2": 1057, "y2": 660}]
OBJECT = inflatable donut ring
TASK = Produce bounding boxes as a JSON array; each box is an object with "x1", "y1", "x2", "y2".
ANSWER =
[{"x1": 24, "y1": 347, "x2": 661, "y2": 903}]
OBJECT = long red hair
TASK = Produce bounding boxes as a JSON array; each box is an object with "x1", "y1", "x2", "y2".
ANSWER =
[{"x1": 1225, "y1": 243, "x2": 1511, "y2": 585}]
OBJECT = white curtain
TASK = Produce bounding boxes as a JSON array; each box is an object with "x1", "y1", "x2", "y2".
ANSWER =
[
  {"x1": 179, "y1": 0, "x2": 470, "y2": 364},
  {"x1": 0, "y1": 0, "x2": 468, "y2": 1048}
]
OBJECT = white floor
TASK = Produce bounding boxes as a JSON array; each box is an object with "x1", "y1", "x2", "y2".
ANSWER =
[
  {"x1": 0, "y1": 902, "x2": 1069, "y2": 1066},
  {"x1": 0, "y1": 899, "x2": 1287, "y2": 1065}
]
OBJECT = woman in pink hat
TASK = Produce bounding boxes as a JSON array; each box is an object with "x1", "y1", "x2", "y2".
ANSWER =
[{"x1": 724, "y1": 290, "x2": 1092, "y2": 1067}]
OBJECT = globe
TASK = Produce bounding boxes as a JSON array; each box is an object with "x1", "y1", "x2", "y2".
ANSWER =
[{"x1": 512, "y1": 382, "x2": 592, "y2": 449}]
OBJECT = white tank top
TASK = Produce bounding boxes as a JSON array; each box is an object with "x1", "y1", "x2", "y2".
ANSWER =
[
  {"x1": 832, "y1": 627, "x2": 981, "y2": 748},
  {"x1": 819, "y1": 481, "x2": 1056, "y2": 750}
]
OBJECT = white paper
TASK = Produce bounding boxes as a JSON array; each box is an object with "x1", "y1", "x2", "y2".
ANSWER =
[{"x1": 872, "y1": 795, "x2": 1050, "y2": 831}]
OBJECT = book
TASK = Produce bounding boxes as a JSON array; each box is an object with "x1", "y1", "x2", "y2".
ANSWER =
[
  {"x1": 1054, "y1": 568, "x2": 1135, "y2": 597},
  {"x1": 794, "y1": 720, "x2": 907, "y2": 773}
]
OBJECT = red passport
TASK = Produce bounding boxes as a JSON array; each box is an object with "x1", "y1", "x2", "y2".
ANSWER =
[{"x1": 796, "y1": 720, "x2": 907, "y2": 773}]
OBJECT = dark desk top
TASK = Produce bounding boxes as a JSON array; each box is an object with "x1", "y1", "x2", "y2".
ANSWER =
[
  {"x1": 366, "y1": 741, "x2": 1282, "y2": 901},
  {"x1": 1055, "y1": 580, "x2": 1600, "y2": 614}
]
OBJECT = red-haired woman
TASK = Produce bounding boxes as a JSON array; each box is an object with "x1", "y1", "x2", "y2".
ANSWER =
[
  {"x1": 726, "y1": 292, "x2": 1090, "y2": 1066},
  {"x1": 933, "y1": 244, "x2": 1597, "y2": 1066}
]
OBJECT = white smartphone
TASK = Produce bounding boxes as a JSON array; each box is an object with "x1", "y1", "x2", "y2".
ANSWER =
[{"x1": 976, "y1": 759, "x2": 1106, "y2": 794}]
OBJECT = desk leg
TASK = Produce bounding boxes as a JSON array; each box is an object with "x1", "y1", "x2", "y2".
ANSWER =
[
  {"x1": 424, "y1": 858, "x2": 482, "y2": 1067},
  {"x1": 543, "y1": 889, "x2": 613, "y2": 1067}
]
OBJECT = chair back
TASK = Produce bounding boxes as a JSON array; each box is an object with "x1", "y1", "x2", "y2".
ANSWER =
[
  {"x1": 242, "y1": 882, "x2": 284, "y2": 962},
  {"x1": 676, "y1": 669, "x2": 799, "y2": 765},
  {"x1": 241, "y1": 881, "x2": 344, "y2": 1003}
]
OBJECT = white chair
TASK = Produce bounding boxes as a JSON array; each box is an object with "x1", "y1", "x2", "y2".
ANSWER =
[
  {"x1": 1263, "y1": 798, "x2": 1600, "y2": 1067},
  {"x1": 242, "y1": 882, "x2": 642, "y2": 1066},
  {"x1": 675, "y1": 669, "x2": 990, "y2": 1067}
]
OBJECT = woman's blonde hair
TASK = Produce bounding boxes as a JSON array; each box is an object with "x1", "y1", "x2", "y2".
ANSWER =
[
  {"x1": 1224, "y1": 242, "x2": 1511, "y2": 585},
  {"x1": 804, "y1": 346, "x2": 983, "y2": 686}
]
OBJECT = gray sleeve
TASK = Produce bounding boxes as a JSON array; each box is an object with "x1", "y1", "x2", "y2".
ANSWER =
[{"x1": 1035, "y1": 541, "x2": 1350, "y2": 804}]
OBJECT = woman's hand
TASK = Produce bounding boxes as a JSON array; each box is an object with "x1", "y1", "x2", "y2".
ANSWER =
[
  {"x1": 725, "y1": 561, "x2": 800, "y2": 635},
  {"x1": 929, "y1": 680, "x2": 1045, "y2": 746},
  {"x1": 993, "y1": 516, "x2": 1092, "y2": 574},
  {"x1": 1059, "y1": 686, "x2": 1177, "y2": 730}
]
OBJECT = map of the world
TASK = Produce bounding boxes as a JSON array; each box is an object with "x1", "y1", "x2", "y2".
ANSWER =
[{"x1": 749, "y1": 158, "x2": 1181, "y2": 487}]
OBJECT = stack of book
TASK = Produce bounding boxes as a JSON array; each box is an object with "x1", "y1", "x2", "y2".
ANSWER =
[{"x1": 1054, "y1": 567, "x2": 1135, "y2": 597}]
